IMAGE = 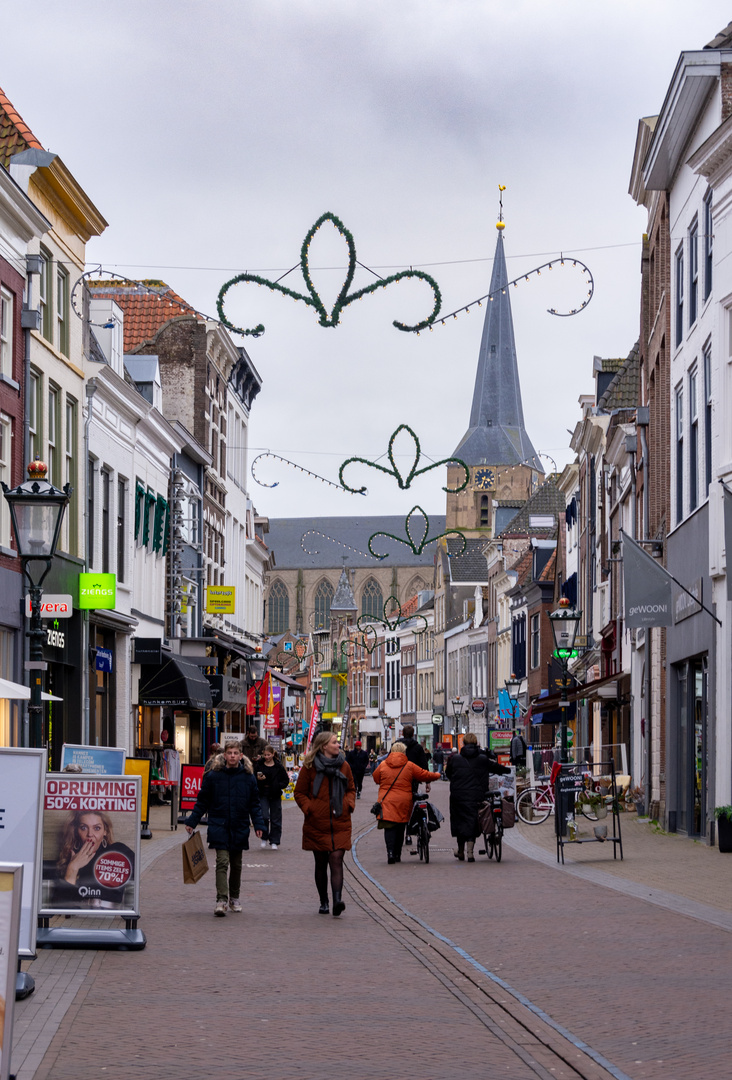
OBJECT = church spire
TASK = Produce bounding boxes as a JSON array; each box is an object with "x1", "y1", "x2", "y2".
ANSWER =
[{"x1": 453, "y1": 207, "x2": 541, "y2": 471}]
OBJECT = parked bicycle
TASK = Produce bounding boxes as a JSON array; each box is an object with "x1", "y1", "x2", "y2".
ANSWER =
[
  {"x1": 478, "y1": 790, "x2": 505, "y2": 861},
  {"x1": 516, "y1": 776, "x2": 600, "y2": 824}
]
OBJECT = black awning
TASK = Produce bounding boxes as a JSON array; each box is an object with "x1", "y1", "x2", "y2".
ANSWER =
[
  {"x1": 139, "y1": 656, "x2": 213, "y2": 710},
  {"x1": 530, "y1": 672, "x2": 620, "y2": 716}
]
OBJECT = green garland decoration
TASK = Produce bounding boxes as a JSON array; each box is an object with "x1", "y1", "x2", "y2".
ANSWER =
[
  {"x1": 253, "y1": 452, "x2": 366, "y2": 495},
  {"x1": 340, "y1": 625, "x2": 379, "y2": 659},
  {"x1": 368, "y1": 506, "x2": 467, "y2": 561},
  {"x1": 357, "y1": 595, "x2": 429, "y2": 637},
  {"x1": 216, "y1": 212, "x2": 442, "y2": 337},
  {"x1": 275, "y1": 643, "x2": 324, "y2": 671},
  {"x1": 339, "y1": 424, "x2": 469, "y2": 495}
]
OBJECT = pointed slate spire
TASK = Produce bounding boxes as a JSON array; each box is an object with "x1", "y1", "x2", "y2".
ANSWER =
[
  {"x1": 453, "y1": 225, "x2": 541, "y2": 470},
  {"x1": 330, "y1": 561, "x2": 357, "y2": 615}
]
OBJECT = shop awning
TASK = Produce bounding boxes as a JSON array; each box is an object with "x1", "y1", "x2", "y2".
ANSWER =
[
  {"x1": 270, "y1": 670, "x2": 306, "y2": 694},
  {"x1": 138, "y1": 656, "x2": 213, "y2": 710},
  {"x1": 530, "y1": 672, "x2": 621, "y2": 716},
  {"x1": 0, "y1": 676, "x2": 63, "y2": 702}
]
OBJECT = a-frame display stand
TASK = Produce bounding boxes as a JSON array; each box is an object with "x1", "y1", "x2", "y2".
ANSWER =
[{"x1": 555, "y1": 758, "x2": 623, "y2": 864}]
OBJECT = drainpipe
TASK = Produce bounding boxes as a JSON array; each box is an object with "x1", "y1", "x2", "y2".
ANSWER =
[
  {"x1": 83, "y1": 381, "x2": 98, "y2": 745},
  {"x1": 637, "y1": 407, "x2": 652, "y2": 814}
]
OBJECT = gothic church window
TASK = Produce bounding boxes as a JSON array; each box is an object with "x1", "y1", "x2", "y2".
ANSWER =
[
  {"x1": 268, "y1": 580, "x2": 290, "y2": 634},
  {"x1": 314, "y1": 580, "x2": 333, "y2": 629},
  {"x1": 361, "y1": 578, "x2": 383, "y2": 619}
]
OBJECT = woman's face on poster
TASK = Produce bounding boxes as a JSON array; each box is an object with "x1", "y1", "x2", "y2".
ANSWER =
[{"x1": 77, "y1": 814, "x2": 107, "y2": 854}]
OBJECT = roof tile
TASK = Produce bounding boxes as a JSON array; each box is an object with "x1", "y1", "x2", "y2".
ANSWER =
[
  {"x1": 88, "y1": 282, "x2": 201, "y2": 352},
  {"x1": 0, "y1": 85, "x2": 43, "y2": 169}
]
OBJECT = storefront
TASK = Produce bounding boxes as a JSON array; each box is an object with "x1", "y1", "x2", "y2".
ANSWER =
[{"x1": 135, "y1": 638, "x2": 213, "y2": 765}]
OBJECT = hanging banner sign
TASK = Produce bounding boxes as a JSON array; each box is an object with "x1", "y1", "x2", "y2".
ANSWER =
[
  {"x1": 205, "y1": 586, "x2": 236, "y2": 614},
  {"x1": 25, "y1": 593, "x2": 73, "y2": 618},
  {"x1": 622, "y1": 532, "x2": 673, "y2": 627},
  {"x1": 40, "y1": 774, "x2": 141, "y2": 917},
  {"x1": 0, "y1": 748, "x2": 46, "y2": 958},
  {"x1": 0, "y1": 863, "x2": 23, "y2": 1080},
  {"x1": 95, "y1": 647, "x2": 114, "y2": 673},
  {"x1": 180, "y1": 764, "x2": 205, "y2": 811},
  {"x1": 60, "y1": 744, "x2": 126, "y2": 775},
  {"x1": 306, "y1": 702, "x2": 321, "y2": 750}
]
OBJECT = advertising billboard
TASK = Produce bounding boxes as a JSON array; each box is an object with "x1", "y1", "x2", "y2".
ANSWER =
[
  {"x1": 40, "y1": 774, "x2": 141, "y2": 917},
  {"x1": 0, "y1": 748, "x2": 45, "y2": 957},
  {"x1": 0, "y1": 864, "x2": 23, "y2": 1080}
]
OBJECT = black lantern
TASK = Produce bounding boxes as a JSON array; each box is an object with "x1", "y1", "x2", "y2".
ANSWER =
[
  {"x1": 1, "y1": 461, "x2": 72, "y2": 748},
  {"x1": 548, "y1": 598, "x2": 582, "y2": 761},
  {"x1": 246, "y1": 652, "x2": 268, "y2": 732},
  {"x1": 451, "y1": 696, "x2": 465, "y2": 747},
  {"x1": 505, "y1": 673, "x2": 522, "y2": 726}
]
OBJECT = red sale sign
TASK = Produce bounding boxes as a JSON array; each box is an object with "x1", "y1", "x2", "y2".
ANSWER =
[{"x1": 180, "y1": 765, "x2": 205, "y2": 811}]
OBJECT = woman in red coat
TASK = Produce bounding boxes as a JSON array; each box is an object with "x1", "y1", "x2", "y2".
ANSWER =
[
  {"x1": 295, "y1": 731, "x2": 356, "y2": 916},
  {"x1": 372, "y1": 742, "x2": 440, "y2": 863}
]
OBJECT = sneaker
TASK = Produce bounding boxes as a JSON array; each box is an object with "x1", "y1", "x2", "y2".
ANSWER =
[
  {"x1": 214, "y1": 900, "x2": 227, "y2": 917},
  {"x1": 229, "y1": 898, "x2": 242, "y2": 913},
  {"x1": 260, "y1": 839, "x2": 268, "y2": 849},
  {"x1": 269, "y1": 843, "x2": 278, "y2": 850}
]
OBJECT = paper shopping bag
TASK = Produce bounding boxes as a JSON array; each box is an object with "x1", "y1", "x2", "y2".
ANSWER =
[{"x1": 182, "y1": 830, "x2": 209, "y2": 884}]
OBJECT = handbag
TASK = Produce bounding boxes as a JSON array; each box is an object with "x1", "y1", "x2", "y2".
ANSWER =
[
  {"x1": 478, "y1": 801, "x2": 495, "y2": 835},
  {"x1": 182, "y1": 830, "x2": 209, "y2": 884},
  {"x1": 501, "y1": 798, "x2": 516, "y2": 829},
  {"x1": 370, "y1": 763, "x2": 407, "y2": 817}
]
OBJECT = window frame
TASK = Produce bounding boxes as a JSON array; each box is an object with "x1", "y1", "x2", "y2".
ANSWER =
[
  {"x1": 676, "y1": 385, "x2": 684, "y2": 524},
  {"x1": 47, "y1": 383, "x2": 61, "y2": 486},
  {"x1": 39, "y1": 247, "x2": 53, "y2": 342},
  {"x1": 703, "y1": 190, "x2": 713, "y2": 302},
  {"x1": 0, "y1": 287, "x2": 13, "y2": 378},
  {"x1": 688, "y1": 220, "x2": 698, "y2": 327},
  {"x1": 675, "y1": 245, "x2": 684, "y2": 348},
  {"x1": 704, "y1": 341, "x2": 712, "y2": 497},
  {"x1": 28, "y1": 369, "x2": 42, "y2": 461},
  {"x1": 56, "y1": 264, "x2": 69, "y2": 356},
  {"x1": 689, "y1": 367, "x2": 698, "y2": 512}
]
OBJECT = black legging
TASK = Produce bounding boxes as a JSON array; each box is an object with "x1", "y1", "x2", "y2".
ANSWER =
[{"x1": 313, "y1": 850, "x2": 344, "y2": 902}]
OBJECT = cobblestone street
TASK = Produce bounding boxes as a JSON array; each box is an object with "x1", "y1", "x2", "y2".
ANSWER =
[{"x1": 12, "y1": 787, "x2": 732, "y2": 1080}]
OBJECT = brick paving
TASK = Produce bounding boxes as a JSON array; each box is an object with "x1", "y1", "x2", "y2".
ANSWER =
[{"x1": 11, "y1": 785, "x2": 732, "y2": 1080}]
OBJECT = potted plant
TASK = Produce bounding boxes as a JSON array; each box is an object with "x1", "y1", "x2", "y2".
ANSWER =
[
  {"x1": 577, "y1": 791, "x2": 607, "y2": 819},
  {"x1": 714, "y1": 807, "x2": 732, "y2": 852},
  {"x1": 627, "y1": 786, "x2": 645, "y2": 814}
]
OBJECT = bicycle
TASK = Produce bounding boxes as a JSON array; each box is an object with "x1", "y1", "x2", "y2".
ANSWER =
[
  {"x1": 516, "y1": 777, "x2": 600, "y2": 824},
  {"x1": 409, "y1": 790, "x2": 435, "y2": 863},
  {"x1": 479, "y1": 791, "x2": 504, "y2": 862}
]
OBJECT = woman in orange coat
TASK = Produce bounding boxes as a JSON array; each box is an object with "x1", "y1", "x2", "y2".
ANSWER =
[
  {"x1": 294, "y1": 731, "x2": 356, "y2": 916},
  {"x1": 372, "y1": 742, "x2": 440, "y2": 863}
]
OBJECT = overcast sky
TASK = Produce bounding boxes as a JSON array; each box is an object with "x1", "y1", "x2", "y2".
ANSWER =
[{"x1": 4, "y1": 1, "x2": 731, "y2": 528}]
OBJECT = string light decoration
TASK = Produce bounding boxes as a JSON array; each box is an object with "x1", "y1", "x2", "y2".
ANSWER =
[
  {"x1": 275, "y1": 641, "x2": 325, "y2": 671},
  {"x1": 339, "y1": 424, "x2": 469, "y2": 495},
  {"x1": 368, "y1": 506, "x2": 466, "y2": 561},
  {"x1": 252, "y1": 452, "x2": 366, "y2": 495},
  {"x1": 421, "y1": 254, "x2": 595, "y2": 334},
  {"x1": 340, "y1": 625, "x2": 379, "y2": 658},
  {"x1": 301, "y1": 530, "x2": 377, "y2": 561},
  {"x1": 357, "y1": 595, "x2": 429, "y2": 638},
  {"x1": 216, "y1": 212, "x2": 442, "y2": 337}
]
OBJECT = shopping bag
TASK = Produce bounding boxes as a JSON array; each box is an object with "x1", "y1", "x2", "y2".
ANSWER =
[
  {"x1": 478, "y1": 801, "x2": 495, "y2": 834},
  {"x1": 501, "y1": 798, "x2": 516, "y2": 829},
  {"x1": 182, "y1": 830, "x2": 209, "y2": 884}
]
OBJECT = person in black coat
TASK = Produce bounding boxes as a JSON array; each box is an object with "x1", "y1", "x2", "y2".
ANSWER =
[
  {"x1": 445, "y1": 734, "x2": 510, "y2": 862},
  {"x1": 401, "y1": 724, "x2": 430, "y2": 843},
  {"x1": 185, "y1": 742, "x2": 265, "y2": 916},
  {"x1": 253, "y1": 745, "x2": 290, "y2": 848},
  {"x1": 345, "y1": 741, "x2": 369, "y2": 798}
]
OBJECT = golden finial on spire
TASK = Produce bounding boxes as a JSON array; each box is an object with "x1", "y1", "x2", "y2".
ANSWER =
[{"x1": 497, "y1": 184, "x2": 506, "y2": 230}]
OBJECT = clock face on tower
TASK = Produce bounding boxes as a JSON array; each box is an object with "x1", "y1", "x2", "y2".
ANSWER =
[{"x1": 474, "y1": 467, "x2": 496, "y2": 491}]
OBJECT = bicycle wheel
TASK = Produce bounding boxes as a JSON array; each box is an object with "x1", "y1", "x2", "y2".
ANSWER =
[
  {"x1": 494, "y1": 825, "x2": 503, "y2": 862},
  {"x1": 578, "y1": 801, "x2": 599, "y2": 821},
  {"x1": 421, "y1": 822, "x2": 430, "y2": 864},
  {"x1": 517, "y1": 788, "x2": 551, "y2": 824},
  {"x1": 417, "y1": 828, "x2": 424, "y2": 861},
  {"x1": 487, "y1": 832, "x2": 495, "y2": 859}
]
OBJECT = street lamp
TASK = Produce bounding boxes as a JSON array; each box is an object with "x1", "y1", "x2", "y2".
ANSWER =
[
  {"x1": 548, "y1": 598, "x2": 582, "y2": 763},
  {"x1": 2, "y1": 461, "x2": 71, "y2": 748},
  {"x1": 246, "y1": 652, "x2": 268, "y2": 733},
  {"x1": 450, "y1": 696, "x2": 465, "y2": 749},
  {"x1": 505, "y1": 673, "x2": 522, "y2": 729}
]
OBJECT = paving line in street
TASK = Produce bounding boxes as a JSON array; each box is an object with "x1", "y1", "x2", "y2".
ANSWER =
[{"x1": 350, "y1": 823, "x2": 634, "y2": 1080}]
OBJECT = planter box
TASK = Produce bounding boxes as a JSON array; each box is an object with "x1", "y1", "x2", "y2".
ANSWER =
[{"x1": 718, "y1": 815, "x2": 732, "y2": 853}]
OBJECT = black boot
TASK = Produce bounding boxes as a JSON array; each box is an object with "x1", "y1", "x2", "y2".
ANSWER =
[
  {"x1": 318, "y1": 896, "x2": 329, "y2": 915},
  {"x1": 332, "y1": 891, "x2": 345, "y2": 917}
]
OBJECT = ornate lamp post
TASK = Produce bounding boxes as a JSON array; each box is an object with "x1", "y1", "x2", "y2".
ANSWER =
[
  {"x1": 246, "y1": 652, "x2": 268, "y2": 733},
  {"x1": 2, "y1": 461, "x2": 71, "y2": 748},
  {"x1": 505, "y1": 673, "x2": 522, "y2": 729},
  {"x1": 548, "y1": 598, "x2": 582, "y2": 763},
  {"x1": 450, "y1": 696, "x2": 465, "y2": 749}
]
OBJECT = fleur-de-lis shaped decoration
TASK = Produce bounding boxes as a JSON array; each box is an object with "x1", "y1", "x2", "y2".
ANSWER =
[
  {"x1": 368, "y1": 506, "x2": 467, "y2": 561},
  {"x1": 339, "y1": 425, "x2": 469, "y2": 495},
  {"x1": 275, "y1": 640, "x2": 324, "y2": 671},
  {"x1": 340, "y1": 624, "x2": 379, "y2": 659},
  {"x1": 216, "y1": 212, "x2": 442, "y2": 337},
  {"x1": 357, "y1": 595, "x2": 429, "y2": 637}
]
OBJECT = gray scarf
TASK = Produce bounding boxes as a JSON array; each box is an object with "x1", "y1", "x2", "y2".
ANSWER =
[{"x1": 312, "y1": 750, "x2": 347, "y2": 816}]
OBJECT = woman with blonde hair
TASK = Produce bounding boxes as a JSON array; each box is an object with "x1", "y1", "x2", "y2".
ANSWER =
[
  {"x1": 372, "y1": 742, "x2": 440, "y2": 864},
  {"x1": 294, "y1": 731, "x2": 355, "y2": 916}
]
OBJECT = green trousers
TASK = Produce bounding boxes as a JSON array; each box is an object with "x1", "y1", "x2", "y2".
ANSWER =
[{"x1": 215, "y1": 849, "x2": 243, "y2": 901}]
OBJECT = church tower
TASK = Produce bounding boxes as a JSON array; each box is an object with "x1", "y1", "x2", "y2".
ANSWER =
[{"x1": 446, "y1": 211, "x2": 543, "y2": 536}]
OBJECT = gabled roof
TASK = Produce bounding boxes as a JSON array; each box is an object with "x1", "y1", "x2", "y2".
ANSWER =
[
  {"x1": 447, "y1": 538, "x2": 489, "y2": 583},
  {"x1": 88, "y1": 282, "x2": 201, "y2": 353},
  {"x1": 597, "y1": 342, "x2": 640, "y2": 411},
  {"x1": 0, "y1": 86, "x2": 43, "y2": 168},
  {"x1": 453, "y1": 228, "x2": 542, "y2": 471},
  {"x1": 706, "y1": 21, "x2": 732, "y2": 49},
  {"x1": 497, "y1": 475, "x2": 565, "y2": 537}
]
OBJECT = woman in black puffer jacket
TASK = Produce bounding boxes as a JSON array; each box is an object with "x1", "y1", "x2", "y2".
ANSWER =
[
  {"x1": 445, "y1": 733, "x2": 510, "y2": 862},
  {"x1": 185, "y1": 743, "x2": 265, "y2": 916}
]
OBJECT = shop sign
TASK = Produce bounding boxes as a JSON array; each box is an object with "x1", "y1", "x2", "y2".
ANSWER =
[
  {"x1": 0, "y1": 748, "x2": 46, "y2": 958},
  {"x1": 207, "y1": 674, "x2": 247, "y2": 711},
  {"x1": 45, "y1": 622, "x2": 66, "y2": 651},
  {"x1": 205, "y1": 585, "x2": 236, "y2": 614},
  {"x1": 39, "y1": 774, "x2": 142, "y2": 918},
  {"x1": 674, "y1": 577, "x2": 702, "y2": 624},
  {"x1": 471, "y1": 699, "x2": 485, "y2": 713},
  {"x1": 60, "y1": 744, "x2": 126, "y2": 775},
  {"x1": 124, "y1": 759, "x2": 151, "y2": 825},
  {"x1": 78, "y1": 573, "x2": 117, "y2": 610},
  {"x1": 95, "y1": 648, "x2": 113, "y2": 673},
  {"x1": 25, "y1": 594, "x2": 73, "y2": 619},
  {"x1": 180, "y1": 764, "x2": 204, "y2": 811}
]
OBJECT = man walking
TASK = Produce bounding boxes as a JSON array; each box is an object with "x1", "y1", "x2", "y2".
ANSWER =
[
  {"x1": 346, "y1": 741, "x2": 369, "y2": 798},
  {"x1": 241, "y1": 726, "x2": 267, "y2": 764},
  {"x1": 510, "y1": 730, "x2": 527, "y2": 768},
  {"x1": 185, "y1": 742, "x2": 265, "y2": 916}
]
